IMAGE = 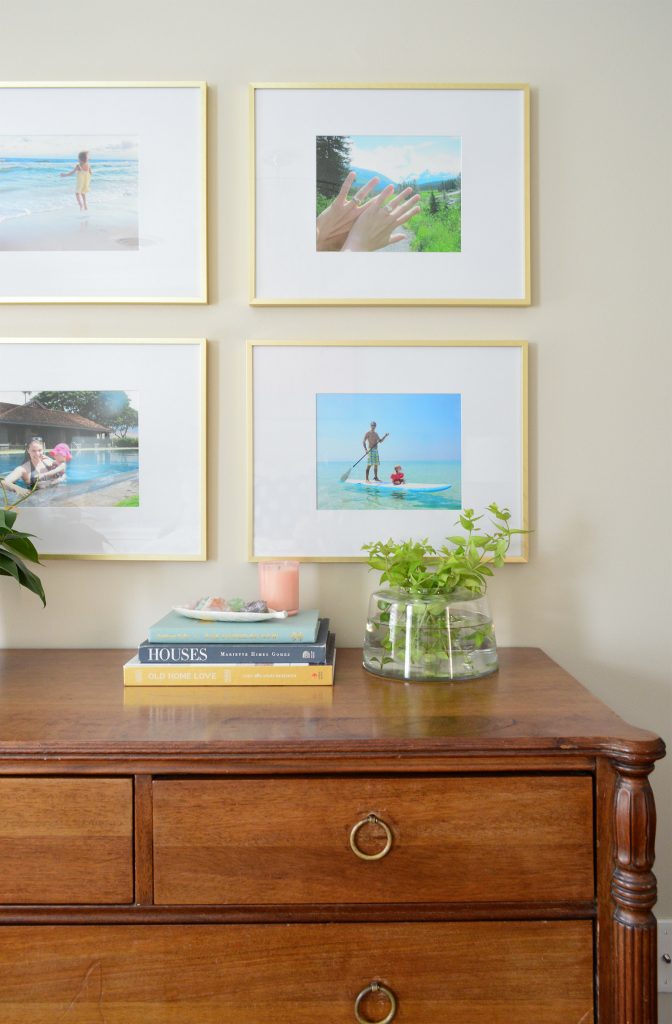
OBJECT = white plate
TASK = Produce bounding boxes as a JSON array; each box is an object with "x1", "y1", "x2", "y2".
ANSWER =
[{"x1": 174, "y1": 606, "x2": 289, "y2": 622}]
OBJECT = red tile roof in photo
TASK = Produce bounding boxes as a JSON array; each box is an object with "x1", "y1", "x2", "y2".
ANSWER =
[{"x1": 0, "y1": 401, "x2": 109, "y2": 433}]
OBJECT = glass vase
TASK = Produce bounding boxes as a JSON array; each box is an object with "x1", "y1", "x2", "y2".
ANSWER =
[{"x1": 363, "y1": 587, "x2": 498, "y2": 682}]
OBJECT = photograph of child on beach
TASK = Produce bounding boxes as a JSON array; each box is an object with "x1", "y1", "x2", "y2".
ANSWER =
[
  {"x1": 316, "y1": 135, "x2": 461, "y2": 254},
  {"x1": 316, "y1": 392, "x2": 462, "y2": 511},
  {"x1": 0, "y1": 390, "x2": 139, "y2": 508},
  {"x1": 0, "y1": 135, "x2": 139, "y2": 251}
]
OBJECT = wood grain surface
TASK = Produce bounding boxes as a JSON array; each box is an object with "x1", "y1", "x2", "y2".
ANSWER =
[
  {"x1": 0, "y1": 648, "x2": 663, "y2": 765},
  {"x1": 153, "y1": 774, "x2": 594, "y2": 906},
  {"x1": 0, "y1": 779, "x2": 132, "y2": 904},
  {"x1": 0, "y1": 647, "x2": 664, "y2": 1021},
  {"x1": 0, "y1": 920, "x2": 594, "y2": 1023}
]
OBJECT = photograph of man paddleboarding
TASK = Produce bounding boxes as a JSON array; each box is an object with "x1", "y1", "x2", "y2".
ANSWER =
[
  {"x1": 362, "y1": 421, "x2": 388, "y2": 482},
  {"x1": 316, "y1": 392, "x2": 462, "y2": 511}
]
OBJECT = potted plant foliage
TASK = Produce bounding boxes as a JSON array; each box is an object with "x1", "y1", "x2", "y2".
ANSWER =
[
  {"x1": 362, "y1": 504, "x2": 524, "y2": 682},
  {"x1": 0, "y1": 482, "x2": 45, "y2": 605}
]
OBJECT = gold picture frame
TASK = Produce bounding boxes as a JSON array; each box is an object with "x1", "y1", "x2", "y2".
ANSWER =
[
  {"x1": 0, "y1": 338, "x2": 207, "y2": 560},
  {"x1": 252, "y1": 82, "x2": 528, "y2": 307},
  {"x1": 0, "y1": 84, "x2": 206, "y2": 301},
  {"x1": 248, "y1": 340, "x2": 528, "y2": 563}
]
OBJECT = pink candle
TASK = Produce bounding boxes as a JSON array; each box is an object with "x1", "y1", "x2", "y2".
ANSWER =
[{"x1": 258, "y1": 561, "x2": 300, "y2": 615}]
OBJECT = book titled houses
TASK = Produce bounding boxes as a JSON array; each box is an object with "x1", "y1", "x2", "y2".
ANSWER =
[
  {"x1": 124, "y1": 635, "x2": 336, "y2": 687},
  {"x1": 139, "y1": 618, "x2": 330, "y2": 663}
]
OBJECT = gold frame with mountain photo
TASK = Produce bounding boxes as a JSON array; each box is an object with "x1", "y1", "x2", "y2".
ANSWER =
[{"x1": 250, "y1": 83, "x2": 530, "y2": 306}]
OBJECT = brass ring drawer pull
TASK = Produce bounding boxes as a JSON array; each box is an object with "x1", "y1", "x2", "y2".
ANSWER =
[
  {"x1": 354, "y1": 982, "x2": 397, "y2": 1024},
  {"x1": 349, "y1": 813, "x2": 393, "y2": 861}
]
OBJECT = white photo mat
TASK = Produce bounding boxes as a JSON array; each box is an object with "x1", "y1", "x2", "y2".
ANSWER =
[
  {"x1": 252, "y1": 85, "x2": 529, "y2": 305},
  {"x1": 0, "y1": 83, "x2": 206, "y2": 302},
  {"x1": 248, "y1": 341, "x2": 528, "y2": 562},
  {"x1": 0, "y1": 339, "x2": 206, "y2": 559}
]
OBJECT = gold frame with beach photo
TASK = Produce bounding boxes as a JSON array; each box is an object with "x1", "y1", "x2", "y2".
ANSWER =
[
  {"x1": 0, "y1": 82, "x2": 207, "y2": 303},
  {"x1": 247, "y1": 340, "x2": 528, "y2": 563},
  {"x1": 0, "y1": 339, "x2": 207, "y2": 560},
  {"x1": 250, "y1": 83, "x2": 530, "y2": 306}
]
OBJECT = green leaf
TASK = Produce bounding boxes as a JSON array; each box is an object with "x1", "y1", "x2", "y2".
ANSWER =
[
  {"x1": 0, "y1": 508, "x2": 18, "y2": 529},
  {"x1": 368, "y1": 557, "x2": 388, "y2": 571},
  {"x1": 0, "y1": 544, "x2": 46, "y2": 605},
  {"x1": 2, "y1": 534, "x2": 41, "y2": 564},
  {"x1": 0, "y1": 552, "x2": 20, "y2": 581},
  {"x1": 15, "y1": 562, "x2": 46, "y2": 605}
]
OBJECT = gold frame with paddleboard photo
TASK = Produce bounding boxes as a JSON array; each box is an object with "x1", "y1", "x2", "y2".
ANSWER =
[{"x1": 247, "y1": 340, "x2": 528, "y2": 563}]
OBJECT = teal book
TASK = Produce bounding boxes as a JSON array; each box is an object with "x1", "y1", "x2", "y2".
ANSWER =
[{"x1": 147, "y1": 608, "x2": 321, "y2": 644}]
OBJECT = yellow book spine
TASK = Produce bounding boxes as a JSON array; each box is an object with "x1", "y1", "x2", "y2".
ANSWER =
[{"x1": 123, "y1": 662, "x2": 334, "y2": 687}]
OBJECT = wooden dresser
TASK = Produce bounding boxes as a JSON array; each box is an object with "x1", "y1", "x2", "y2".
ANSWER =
[{"x1": 0, "y1": 647, "x2": 664, "y2": 1023}]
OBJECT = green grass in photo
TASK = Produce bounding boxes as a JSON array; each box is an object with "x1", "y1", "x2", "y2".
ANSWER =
[
  {"x1": 116, "y1": 495, "x2": 139, "y2": 507},
  {"x1": 316, "y1": 192, "x2": 332, "y2": 217},
  {"x1": 409, "y1": 192, "x2": 461, "y2": 253}
]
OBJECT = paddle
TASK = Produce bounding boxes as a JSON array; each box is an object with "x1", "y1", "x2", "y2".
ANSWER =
[{"x1": 340, "y1": 434, "x2": 389, "y2": 482}]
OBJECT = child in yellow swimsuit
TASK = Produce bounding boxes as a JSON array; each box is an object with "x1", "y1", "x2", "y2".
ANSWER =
[{"x1": 60, "y1": 150, "x2": 93, "y2": 211}]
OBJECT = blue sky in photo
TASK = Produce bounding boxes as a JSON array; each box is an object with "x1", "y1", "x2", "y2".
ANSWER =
[
  {"x1": 316, "y1": 392, "x2": 461, "y2": 462},
  {"x1": 348, "y1": 135, "x2": 462, "y2": 181},
  {"x1": 0, "y1": 135, "x2": 139, "y2": 159}
]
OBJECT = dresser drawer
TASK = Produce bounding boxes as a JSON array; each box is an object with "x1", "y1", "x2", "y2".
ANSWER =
[
  {"x1": 153, "y1": 775, "x2": 594, "y2": 905},
  {"x1": 0, "y1": 920, "x2": 594, "y2": 1022},
  {"x1": 0, "y1": 779, "x2": 133, "y2": 904}
]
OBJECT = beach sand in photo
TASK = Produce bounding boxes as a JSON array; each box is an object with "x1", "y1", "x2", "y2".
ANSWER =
[{"x1": 0, "y1": 206, "x2": 140, "y2": 251}]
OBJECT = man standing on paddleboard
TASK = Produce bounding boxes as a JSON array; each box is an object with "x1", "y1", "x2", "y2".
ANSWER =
[{"x1": 362, "y1": 421, "x2": 389, "y2": 482}]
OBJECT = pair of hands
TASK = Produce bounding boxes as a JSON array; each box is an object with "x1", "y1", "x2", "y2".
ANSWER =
[{"x1": 316, "y1": 171, "x2": 421, "y2": 252}]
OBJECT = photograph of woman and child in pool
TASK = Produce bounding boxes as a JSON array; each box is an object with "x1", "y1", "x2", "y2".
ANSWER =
[{"x1": 0, "y1": 390, "x2": 139, "y2": 508}]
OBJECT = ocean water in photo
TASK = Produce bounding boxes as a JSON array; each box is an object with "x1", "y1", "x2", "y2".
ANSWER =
[
  {"x1": 0, "y1": 156, "x2": 138, "y2": 223},
  {"x1": 317, "y1": 460, "x2": 461, "y2": 511},
  {"x1": 0, "y1": 153, "x2": 139, "y2": 251}
]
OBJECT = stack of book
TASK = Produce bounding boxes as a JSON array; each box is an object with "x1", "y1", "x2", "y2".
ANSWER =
[{"x1": 123, "y1": 608, "x2": 335, "y2": 687}]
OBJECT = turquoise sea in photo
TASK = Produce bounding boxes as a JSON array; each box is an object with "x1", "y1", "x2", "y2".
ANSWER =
[
  {"x1": 0, "y1": 139, "x2": 139, "y2": 251},
  {"x1": 0, "y1": 156, "x2": 138, "y2": 223},
  {"x1": 317, "y1": 460, "x2": 462, "y2": 511}
]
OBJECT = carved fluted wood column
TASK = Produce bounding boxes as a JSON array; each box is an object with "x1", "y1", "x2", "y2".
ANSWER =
[{"x1": 611, "y1": 756, "x2": 658, "y2": 1024}]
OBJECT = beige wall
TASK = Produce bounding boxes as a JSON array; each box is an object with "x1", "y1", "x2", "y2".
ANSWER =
[{"x1": 1, "y1": 0, "x2": 670, "y2": 922}]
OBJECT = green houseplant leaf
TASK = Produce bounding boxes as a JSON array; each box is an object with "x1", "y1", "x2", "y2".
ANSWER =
[
  {"x1": 363, "y1": 503, "x2": 527, "y2": 596},
  {"x1": 0, "y1": 481, "x2": 46, "y2": 606},
  {"x1": 362, "y1": 504, "x2": 529, "y2": 681}
]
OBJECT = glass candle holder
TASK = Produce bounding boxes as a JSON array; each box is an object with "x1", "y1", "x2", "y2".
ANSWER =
[{"x1": 258, "y1": 560, "x2": 300, "y2": 615}]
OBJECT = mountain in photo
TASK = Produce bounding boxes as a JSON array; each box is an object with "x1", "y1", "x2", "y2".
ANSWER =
[
  {"x1": 415, "y1": 169, "x2": 461, "y2": 187},
  {"x1": 350, "y1": 166, "x2": 397, "y2": 193},
  {"x1": 351, "y1": 165, "x2": 461, "y2": 195}
]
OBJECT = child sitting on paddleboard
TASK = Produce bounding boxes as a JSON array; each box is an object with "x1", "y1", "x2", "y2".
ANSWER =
[{"x1": 390, "y1": 465, "x2": 405, "y2": 486}]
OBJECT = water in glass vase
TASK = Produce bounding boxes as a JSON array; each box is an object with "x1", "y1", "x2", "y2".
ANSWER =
[{"x1": 363, "y1": 588, "x2": 498, "y2": 682}]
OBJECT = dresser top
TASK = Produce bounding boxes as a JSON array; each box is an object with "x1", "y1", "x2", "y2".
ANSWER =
[{"x1": 0, "y1": 647, "x2": 663, "y2": 765}]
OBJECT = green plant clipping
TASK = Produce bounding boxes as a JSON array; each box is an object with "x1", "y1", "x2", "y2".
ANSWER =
[
  {"x1": 362, "y1": 503, "x2": 526, "y2": 596},
  {"x1": 0, "y1": 482, "x2": 46, "y2": 605},
  {"x1": 362, "y1": 505, "x2": 527, "y2": 681}
]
